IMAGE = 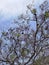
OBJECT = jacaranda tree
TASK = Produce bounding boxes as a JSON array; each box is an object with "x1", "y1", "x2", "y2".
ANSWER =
[{"x1": 0, "y1": 0, "x2": 49, "y2": 65}]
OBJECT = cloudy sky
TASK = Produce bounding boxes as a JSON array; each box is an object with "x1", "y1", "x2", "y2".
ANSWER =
[
  {"x1": 0, "y1": 0, "x2": 45, "y2": 16},
  {"x1": 0, "y1": 0, "x2": 32, "y2": 16},
  {"x1": 0, "y1": 0, "x2": 45, "y2": 31}
]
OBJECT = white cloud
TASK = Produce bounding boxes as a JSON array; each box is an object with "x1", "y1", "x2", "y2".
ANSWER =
[
  {"x1": 0, "y1": 0, "x2": 45, "y2": 16},
  {"x1": 0, "y1": 0, "x2": 32, "y2": 31},
  {"x1": 0, "y1": 0, "x2": 46, "y2": 31},
  {"x1": 0, "y1": 0, "x2": 32, "y2": 16}
]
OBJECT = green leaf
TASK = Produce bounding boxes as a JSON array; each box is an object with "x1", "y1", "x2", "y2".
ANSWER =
[
  {"x1": 31, "y1": 9, "x2": 36, "y2": 14},
  {"x1": 10, "y1": 53, "x2": 16, "y2": 61},
  {"x1": 16, "y1": 33, "x2": 20, "y2": 37},
  {"x1": 2, "y1": 32, "x2": 7, "y2": 36},
  {"x1": 45, "y1": 11, "x2": 49, "y2": 18},
  {"x1": 21, "y1": 49, "x2": 29, "y2": 57}
]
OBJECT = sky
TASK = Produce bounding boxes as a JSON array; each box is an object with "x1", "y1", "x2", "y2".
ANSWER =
[
  {"x1": 0, "y1": 0, "x2": 32, "y2": 16},
  {"x1": 0, "y1": 0, "x2": 45, "y2": 31},
  {"x1": 0, "y1": 0, "x2": 45, "y2": 16}
]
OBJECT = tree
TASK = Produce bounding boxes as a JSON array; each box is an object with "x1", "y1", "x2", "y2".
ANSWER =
[{"x1": 0, "y1": 0, "x2": 49, "y2": 65}]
